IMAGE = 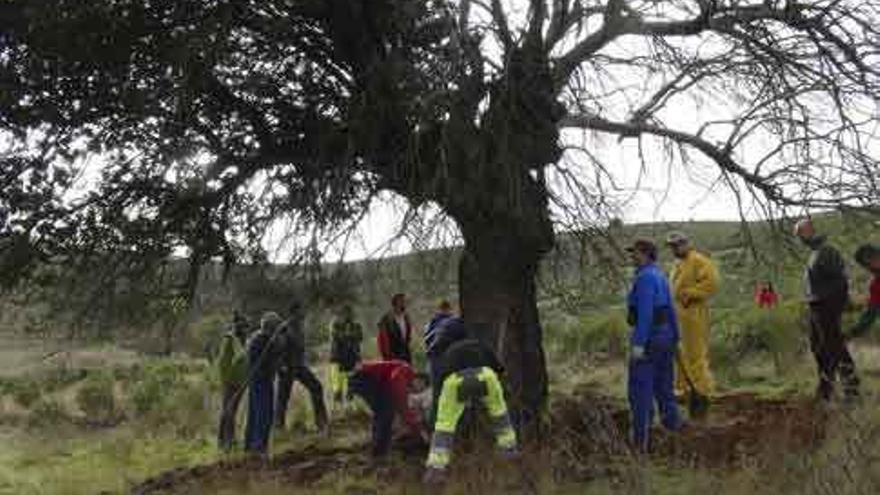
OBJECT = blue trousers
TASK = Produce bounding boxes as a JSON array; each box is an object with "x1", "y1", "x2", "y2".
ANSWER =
[
  {"x1": 627, "y1": 346, "x2": 681, "y2": 450},
  {"x1": 427, "y1": 357, "x2": 442, "y2": 429},
  {"x1": 245, "y1": 377, "x2": 275, "y2": 453}
]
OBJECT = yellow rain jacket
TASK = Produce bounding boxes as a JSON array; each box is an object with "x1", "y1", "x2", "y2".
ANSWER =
[{"x1": 671, "y1": 249, "x2": 720, "y2": 397}]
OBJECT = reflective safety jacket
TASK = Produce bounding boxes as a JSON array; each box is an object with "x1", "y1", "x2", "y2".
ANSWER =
[{"x1": 217, "y1": 332, "x2": 247, "y2": 386}]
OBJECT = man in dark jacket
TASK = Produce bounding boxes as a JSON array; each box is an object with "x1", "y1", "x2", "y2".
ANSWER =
[
  {"x1": 244, "y1": 312, "x2": 283, "y2": 455},
  {"x1": 329, "y1": 305, "x2": 364, "y2": 403},
  {"x1": 423, "y1": 300, "x2": 454, "y2": 365},
  {"x1": 377, "y1": 293, "x2": 413, "y2": 363},
  {"x1": 423, "y1": 327, "x2": 516, "y2": 485},
  {"x1": 274, "y1": 300, "x2": 328, "y2": 431},
  {"x1": 795, "y1": 219, "x2": 859, "y2": 401}
]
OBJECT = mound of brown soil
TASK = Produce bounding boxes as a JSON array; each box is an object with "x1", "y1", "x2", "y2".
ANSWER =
[{"x1": 131, "y1": 392, "x2": 829, "y2": 493}]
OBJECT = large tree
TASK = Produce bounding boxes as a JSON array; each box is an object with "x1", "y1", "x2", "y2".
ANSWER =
[{"x1": 2, "y1": 1, "x2": 878, "y2": 434}]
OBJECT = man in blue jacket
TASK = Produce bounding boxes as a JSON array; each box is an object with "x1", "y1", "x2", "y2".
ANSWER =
[
  {"x1": 625, "y1": 239, "x2": 683, "y2": 452},
  {"x1": 244, "y1": 312, "x2": 283, "y2": 456}
]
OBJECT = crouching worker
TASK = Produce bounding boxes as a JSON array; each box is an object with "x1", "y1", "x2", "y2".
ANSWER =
[
  {"x1": 348, "y1": 360, "x2": 429, "y2": 458},
  {"x1": 423, "y1": 335, "x2": 518, "y2": 485},
  {"x1": 625, "y1": 239, "x2": 683, "y2": 453}
]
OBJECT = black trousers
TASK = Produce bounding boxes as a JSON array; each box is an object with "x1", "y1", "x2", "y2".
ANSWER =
[
  {"x1": 809, "y1": 299, "x2": 859, "y2": 399},
  {"x1": 218, "y1": 383, "x2": 244, "y2": 451},
  {"x1": 275, "y1": 366, "x2": 329, "y2": 429},
  {"x1": 349, "y1": 373, "x2": 395, "y2": 457}
]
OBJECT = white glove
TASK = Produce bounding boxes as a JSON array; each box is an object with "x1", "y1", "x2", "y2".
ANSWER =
[{"x1": 630, "y1": 345, "x2": 646, "y2": 361}]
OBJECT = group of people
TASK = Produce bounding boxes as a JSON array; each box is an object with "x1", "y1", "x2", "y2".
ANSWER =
[
  {"x1": 215, "y1": 216, "x2": 880, "y2": 475},
  {"x1": 625, "y1": 218, "x2": 880, "y2": 450},
  {"x1": 215, "y1": 293, "x2": 518, "y2": 485}
]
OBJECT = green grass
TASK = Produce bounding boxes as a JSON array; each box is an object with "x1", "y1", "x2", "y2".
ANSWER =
[{"x1": 0, "y1": 427, "x2": 218, "y2": 495}]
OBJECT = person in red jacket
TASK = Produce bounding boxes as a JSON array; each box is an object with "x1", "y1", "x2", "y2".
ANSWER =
[
  {"x1": 348, "y1": 360, "x2": 429, "y2": 457},
  {"x1": 376, "y1": 293, "x2": 414, "y2": 362},
  {"x1": 850, "y1": 244, "x2": 880, "y2": 337},
  {"x1": 755, "y1": 281, "x2": 779, "y2": 309}
]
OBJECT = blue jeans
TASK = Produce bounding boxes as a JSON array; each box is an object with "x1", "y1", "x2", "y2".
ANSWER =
[
  {"x1": 245, "y1": 377, "x2": 274, "y2": 453},
  {"x1": 627, "y1": 345, "x2": 681, "y2": 451}
]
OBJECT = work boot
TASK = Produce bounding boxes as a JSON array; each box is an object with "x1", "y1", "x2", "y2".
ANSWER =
[{"x1": 423, "y1": 467, "x2": 448, "y2": 487}]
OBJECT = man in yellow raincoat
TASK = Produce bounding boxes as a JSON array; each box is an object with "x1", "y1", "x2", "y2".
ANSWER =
[{"x1": 666, "y1": 231, "x2": 720, "y2": 401}]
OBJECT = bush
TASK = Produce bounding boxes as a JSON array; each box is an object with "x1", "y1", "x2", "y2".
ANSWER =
[
  {"x1": 184, "y1": 313, "x2": 229, "y2": 360},
  {"x1": 130, "y1": 360, "x2": 184, "y2": 415},
  {"x1": 711, "y1": 302, "x2": 806, "y2": 377},
  {"x1": 43, "y1": 367, "x2": 88, "y2": 393},
  {"x1": 165, "y1": 382, "x2": 212, "y2": 438},
  {"x1": 28, "y1": 398, "x2": 70, "y2": 428},
  {"x1": 545, "y1": 310, "x2": 628, "y2": 359},
  {"x1": 10, "y1": 380, "x2": 42, "y2": 409},
  {"x1": 126, "y1": 361, "x2": 214, "y2": 436},
  {"x1": 76, "y1": 372, "x2": 116, "y2": 421}
]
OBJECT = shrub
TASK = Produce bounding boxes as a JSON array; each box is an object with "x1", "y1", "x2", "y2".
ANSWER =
[
  {"x1": 76, "y1": 372, "x2": 116, "y2": 421},
  {"x1": 579, "y1": 313, "x2": 629, "y2": 357},
  {"x1": 711, "y1": 302, "x2": 806, "y2": 377},
  {"x1": 43, "y1": 367, "x2": 88, "y2": 393},
  {"x1": 165, "y1": 382, "x2": 212, "y2": 438},
  {"x1": 10, "y1": 380, "x2": 42, "y2": 409},
  {"x1": 28, "y1": 398, "x2": 69, "y2": 428},
  {"x1": 130, "y1": 360, "x2": 183, "y2": 415},
  {"x1": 545, "y1": 311, "x2": 629, "y2": 359},
  {"x1": 184, "y1": 313, "x2": 229, "y2": 360}
]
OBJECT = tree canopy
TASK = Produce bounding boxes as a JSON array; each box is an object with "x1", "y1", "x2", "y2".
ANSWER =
[{"x1": 2, "y1": 0, "x2": 879, "y2": 426}]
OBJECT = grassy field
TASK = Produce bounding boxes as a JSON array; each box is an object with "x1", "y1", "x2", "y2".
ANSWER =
[
  {"x1": 1, "y1": 215, "x2": 879, "y2": 494},
  {"x1": 1, "y1": 325, "x2": 879, "y2": 494}
]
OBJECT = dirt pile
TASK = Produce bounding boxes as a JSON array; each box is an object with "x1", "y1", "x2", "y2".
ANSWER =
[
  {"x1": 130, "y1": 392, "x2": 829, "y2": 493},
  {"x1": 654, "y1": 392, "x2": 827, "y2": 465},
  {"x1": 551, "y1": 390, "x2": 828, "y2": 471},
  {"x1": 129, "y1": 444, "x2": 378, "y2": 495}
]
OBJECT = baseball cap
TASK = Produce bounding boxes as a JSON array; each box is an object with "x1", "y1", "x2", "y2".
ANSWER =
[
  {"x1": 625, "y1": 238, "x2": 658, "y2": 257},
  {"x1": 665, "y1": 231, "x2": 690, "y2": 245}
]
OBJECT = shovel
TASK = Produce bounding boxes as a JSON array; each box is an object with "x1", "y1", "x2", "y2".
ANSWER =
[{"x1": 676, "y1": 352, "x2": 710, "y2": 419}]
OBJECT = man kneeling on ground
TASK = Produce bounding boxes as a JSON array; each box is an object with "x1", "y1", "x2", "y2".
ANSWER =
[{"x1": 348, "y1": 360, "x2": 430, "y2": 458}]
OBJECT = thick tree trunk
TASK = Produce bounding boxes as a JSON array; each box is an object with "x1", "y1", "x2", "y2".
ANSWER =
[{"x1": 456, "y1": 211, "x2": 553, "y2": 441}]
